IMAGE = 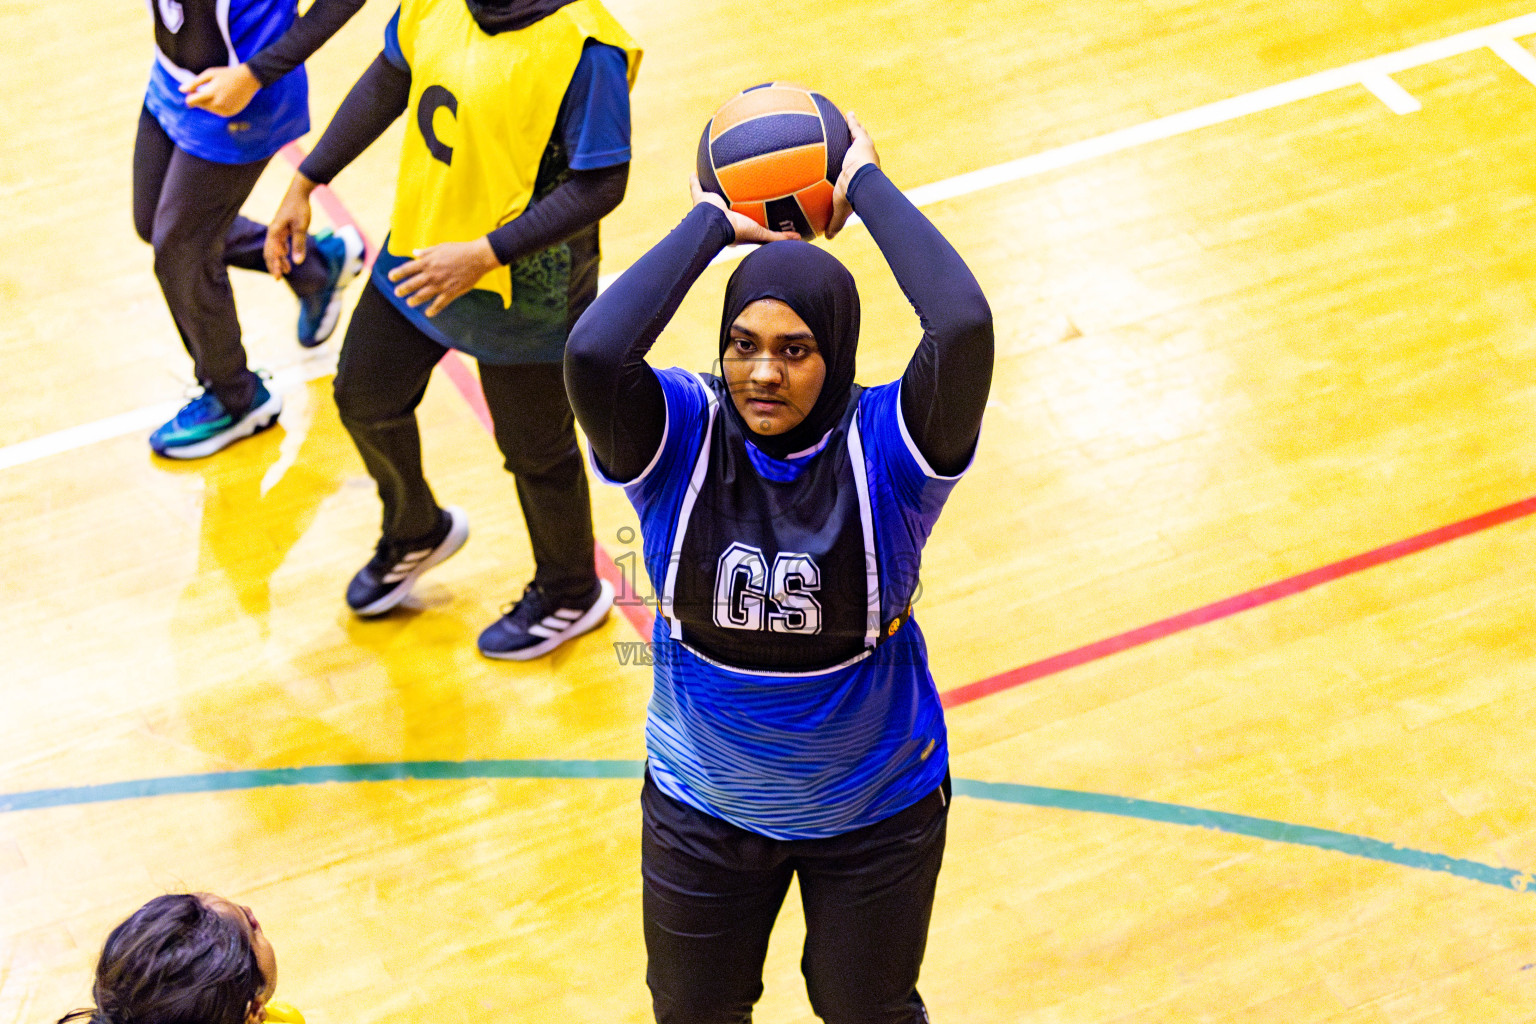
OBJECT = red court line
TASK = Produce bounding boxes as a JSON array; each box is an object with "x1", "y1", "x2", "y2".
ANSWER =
[
  {"x1": 940, "y1": 494, "x2": 1536, "y2": 708},
  {"x1": 277, "y1": 144, "x2": 1526, "y2": 699}
]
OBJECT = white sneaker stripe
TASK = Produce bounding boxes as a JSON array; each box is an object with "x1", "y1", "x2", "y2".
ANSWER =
[
  {"x1": 380, "y1": 549, "x2": 438, "y2": 583},
  {"x1": 527, "y1": 624, "x2": 558, "y2": 638},
  {"x1": 380, "y1": 551, "x2": 432, "y2": 581},
  {"x1": 552, "y1": 608, "x2": 583, "y2": 621}
]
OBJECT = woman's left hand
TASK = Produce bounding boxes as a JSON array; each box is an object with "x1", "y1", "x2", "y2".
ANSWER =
[
  {"x1": 825, "y1": 111, "x2": 880, "y2": 239},
  {"x1": 182, "y1": 65, "x2": 262, "y2": 117},
  {"x1": 388, "y1": 239, "x2": 501, "y2": 317}
]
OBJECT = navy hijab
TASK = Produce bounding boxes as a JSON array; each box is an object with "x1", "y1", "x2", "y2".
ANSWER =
[
  {"x1": 466, "y1": 0, "x2": 578, "y2": 32},
  {"x1": 716, "y1": 240, "x2": 861, "y2": 459}
]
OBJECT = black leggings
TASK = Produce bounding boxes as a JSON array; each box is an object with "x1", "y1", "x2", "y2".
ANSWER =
[
  {"x1": 133, "y1": 106, "x2": 328, "y2": 409},
  {"x1": 333, "y1": 282, "x2": 598, "y2": 601},
  {"x1": 642, "y1": 772, "x2": 948, "y2": 1024}
]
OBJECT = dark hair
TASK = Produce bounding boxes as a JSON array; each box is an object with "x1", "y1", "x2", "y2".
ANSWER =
[{"x1": 58, "y1": 894, "x2": 262, "y2": 1024}]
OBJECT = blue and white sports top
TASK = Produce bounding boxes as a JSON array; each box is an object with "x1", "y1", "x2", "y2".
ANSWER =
[
  {"x1": 143, "y1": 0, "x2": 309, "y2": 164},
  {"x1": 597, "y1": 370, "x2": 969, "y2": 839}
]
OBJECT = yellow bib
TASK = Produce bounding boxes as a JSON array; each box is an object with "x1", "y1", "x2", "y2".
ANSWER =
[{"x1": 390, "y1": 0, "x2": 641, "y2": 306}]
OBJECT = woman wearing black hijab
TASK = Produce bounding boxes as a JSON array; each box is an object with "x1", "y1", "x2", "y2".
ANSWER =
[{"x1": 566, "y1": 115, "x2": 993, "y2": 1023}]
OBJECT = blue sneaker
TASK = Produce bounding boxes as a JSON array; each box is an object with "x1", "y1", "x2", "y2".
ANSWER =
[
  {"x1": 149, "y1": 380, "x2": 283, "y2": 459},
  {"x1": 478, "y1": 579, "x2": 614, "y2": 660},
  {"x1": 297, "y1": 224, "x2": 364, "y2": 347}
]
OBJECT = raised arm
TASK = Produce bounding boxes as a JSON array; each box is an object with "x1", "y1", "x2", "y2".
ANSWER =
[
  {"x1": 566, "y1": 182, "x2": 798, "y2": 481},
  {"x1": 830, "y1": 117, "x2": 994, "y2": 476},
  {"x1": 565, "y1": 202, "x2": 733, "y2": 482}
]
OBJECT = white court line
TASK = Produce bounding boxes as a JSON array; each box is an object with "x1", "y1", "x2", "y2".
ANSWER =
[
  {"x1": 0, "y1": 352, "x2": 338, "y2": 472},
  {"x1": 6, "y1": 11, "x2": 1536, "y2": 474},
  {"x1": 1362, "y1": 74, "x2": 1423, "y2": 114},
  {"x1": 897, "y1": 12, "x2": 1536, "y2": 209},
  {"x1": 1491, "y1": 37, "x2": 1536, "y2": 86}
]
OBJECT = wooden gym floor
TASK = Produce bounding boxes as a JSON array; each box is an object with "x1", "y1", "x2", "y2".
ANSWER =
[{"x1": 5, "y1": 1, "x2": 1536, "y2": 1021}]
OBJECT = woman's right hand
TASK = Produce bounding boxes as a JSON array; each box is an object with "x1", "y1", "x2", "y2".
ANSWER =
[
  {"x1": 825, "y1": 111, "x2": 880, "y2": 239},
  {"x1": 690, "y1": 175, "x2": 801, "y2": 245},
  {"x1": 265, "y1": 174, "x2": 318, "y2": 278}
]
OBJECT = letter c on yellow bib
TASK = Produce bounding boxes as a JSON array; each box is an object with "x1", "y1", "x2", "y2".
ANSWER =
[{"x1": 416, "y1": 85, "x2": 457, "y2": 165}]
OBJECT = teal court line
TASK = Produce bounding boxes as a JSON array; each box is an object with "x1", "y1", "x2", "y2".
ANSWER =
[{"x1": 3, "y1": 760, "x2": 1531, "y2": 895}]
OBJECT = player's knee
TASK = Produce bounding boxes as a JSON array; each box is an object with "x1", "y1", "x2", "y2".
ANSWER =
[
  {"x1": 150, "y1": 226, "x2": 213, "y2": 281},
  {"x1": 332, "y1": 374, "x2": 381, "y2": 425},
  {"x1": 133, "y1": 209, "x2": 155, "y2": 245},
  {"x1": 334, "y1": 368, "x2": 428, "y2": 431}
]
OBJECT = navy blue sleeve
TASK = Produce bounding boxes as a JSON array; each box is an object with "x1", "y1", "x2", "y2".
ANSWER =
[
  {"x1": 556, "y1": 41, "x2": 632, "y2": 171},
  {"x1": 848, "y1": 165, "x2": 994, "y2": 477},
  {"x1": 566, "y1": 203, "x2": 736, "y2": 481},
  {"x1": 486, "y1": 163, "x2": 627, "y2": 265},
  {"x1": 244, "y1": 0, "x2": 365, "y2": 86},
  {"x1": 298, "y1": 52, "x2": 410, "y2": 184}
]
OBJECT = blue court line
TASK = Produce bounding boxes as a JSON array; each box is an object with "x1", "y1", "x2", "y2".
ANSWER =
[
  {"x1": 950, "y1": 779, "x2": 1535, "y2": 894},
  {"x1": 3, "y1": 761, "x2": 1530, "y2": 894}
]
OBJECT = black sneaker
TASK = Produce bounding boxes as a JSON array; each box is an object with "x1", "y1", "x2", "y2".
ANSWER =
[
  {"x1": 477, "y1": 579, "x2": 614, "y2": 660},
  {"x1": 346, "y1": 506, "x2": 469, "y2": 617}
]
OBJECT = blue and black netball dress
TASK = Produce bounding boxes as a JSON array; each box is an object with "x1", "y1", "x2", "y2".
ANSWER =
[
  {"x1": 567, "y1": 160, "x2": 994, "y2": 1023},
  {"x1": 599, "y1": 368, "x2": 965, "y2": 838},
  {"x1": 143, "y1": 0, "x2": 311, "y2": 163},
  {"x1": 571, "y1": 163, "x2": 994, "y2": 840}
]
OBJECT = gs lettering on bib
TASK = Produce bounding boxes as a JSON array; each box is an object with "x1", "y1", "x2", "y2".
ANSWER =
[
  {"x1": 389, "y1": 0, "x2": 640, "y2": 307},
  {"x1": 665, "y1": 378, "x2": 881, "y2": 672},
  {"x1": 711, "y1": 544, "x2": 824, "y2": 635}
]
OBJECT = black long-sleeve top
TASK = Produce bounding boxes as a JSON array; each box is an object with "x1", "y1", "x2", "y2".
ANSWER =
[
  {"x1": 245, "y1": 0, "x2": 366, "y2": 87},
  {"x1": 566, "y1": 164, "x2": 994, "y2": 481},
  {"x1": 297, "y1": 53, "x2": 629, "y2": 265}
]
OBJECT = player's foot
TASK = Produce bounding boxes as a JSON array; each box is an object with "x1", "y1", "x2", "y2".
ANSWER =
[
  {"x1": 478, "y1": 579, "x2": 614, "y2": 661},
  {"x1": 297, "y1": 224, "x2": 365, "y2": 348},
  {"x1": 149, "y1": 380, "x2": 282, "y2": 459},
  {"x1": 346, "y1": 506, "x2": 469, "y2": 617}
]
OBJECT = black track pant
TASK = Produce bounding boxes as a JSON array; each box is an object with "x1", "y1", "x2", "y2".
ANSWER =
[
  {"x1": 642, "y1": 771, "x2": 948, "y2": 1024},
  {"x1": 133, "y1": 106, "x2": 329, "y2": 411},
  {"x1": 333, "y1": 281, "x2": 598, "y2": 602}
]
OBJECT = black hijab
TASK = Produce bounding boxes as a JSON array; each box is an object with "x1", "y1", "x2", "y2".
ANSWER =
[
  {"x1": 466, "y1": 0, "x2": 578, "y2": 33},
  {"x1": 717, "y1": 240, "x2": 861, "y2": 459}
]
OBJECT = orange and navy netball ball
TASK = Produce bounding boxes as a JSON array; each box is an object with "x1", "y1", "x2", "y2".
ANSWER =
[{"x1": 696, "y1": 83, "x2": 853, "y2": 239}]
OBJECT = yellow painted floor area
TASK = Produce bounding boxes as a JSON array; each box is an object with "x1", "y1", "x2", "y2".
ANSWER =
[{"x1": 5, "y1": 1, "x2": 1536, "y2": 1021}]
